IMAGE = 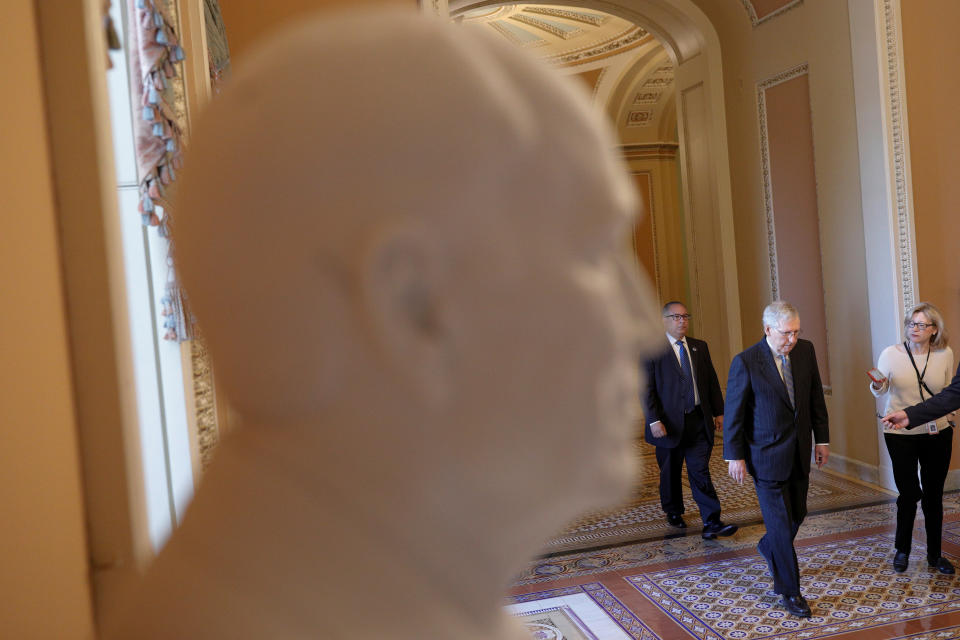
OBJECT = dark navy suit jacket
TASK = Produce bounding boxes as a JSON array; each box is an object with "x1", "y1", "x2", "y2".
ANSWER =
[
  {"x1": 906, "y1": 362, "x2": 960, "y2": 425},
  {"x1": 642, "y1": 336, "x2": 724, "y2": 449},
  {"x1": 722, "y1": 338, "x2": 829, "y2": 481}
]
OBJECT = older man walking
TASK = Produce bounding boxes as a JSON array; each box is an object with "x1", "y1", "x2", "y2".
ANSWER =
[{"x1": 724, "y1": 301, "x2": 829, "y2": 618}]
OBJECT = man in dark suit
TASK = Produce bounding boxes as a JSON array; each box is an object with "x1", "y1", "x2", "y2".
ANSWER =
[
  {"x1": 642, "y1": 301, "x2": 737, "y2": 539},
  {"x1": 724, "y1": 301, "x2": 829, "y2": 619}
]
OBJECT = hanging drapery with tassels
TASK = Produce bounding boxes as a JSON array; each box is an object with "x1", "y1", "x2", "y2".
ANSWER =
[{"x1": 126, "y1": 0, "x2": 191, "y2": 341}]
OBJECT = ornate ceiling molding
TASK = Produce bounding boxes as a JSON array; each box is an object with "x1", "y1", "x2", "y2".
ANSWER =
[
  {"x1": 544, "y1": 25, "x2": 648, "y2": 66},
  {"x1": 740, "y1": 0, "x2": 804, "y2": 27}
]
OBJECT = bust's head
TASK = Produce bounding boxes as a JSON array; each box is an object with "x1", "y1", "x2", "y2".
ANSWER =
[{"x1": 175, "y1": 8, "x2": 659, "y2": 537}]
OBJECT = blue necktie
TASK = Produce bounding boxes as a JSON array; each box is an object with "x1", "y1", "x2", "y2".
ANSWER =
[
  {"x1": 677, "y1": 340, "x2": 695, "y2": 412},
  {"x1": 780, "y1": 354, "x2": 795, "y2": 408}
]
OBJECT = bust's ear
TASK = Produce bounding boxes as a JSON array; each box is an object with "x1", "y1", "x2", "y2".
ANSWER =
[{"x1": 362, "y1": 225, "x2": 450, "y2": 406}]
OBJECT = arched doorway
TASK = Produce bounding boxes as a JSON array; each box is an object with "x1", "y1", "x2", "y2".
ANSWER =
[{"x1": 451, "y1": 0, "x2": 742, "y2": 376}]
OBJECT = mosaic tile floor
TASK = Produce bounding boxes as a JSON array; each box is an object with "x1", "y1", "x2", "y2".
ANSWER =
[
  {"x1": 510, "y1": 493, "x2": 960, "y2": 640},
  {"x1": 542, "y1": 440, "x2": 894, "y2": 554}
]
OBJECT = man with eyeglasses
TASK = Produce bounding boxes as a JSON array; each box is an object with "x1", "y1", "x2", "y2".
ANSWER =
[
  {"x1": 724, "y1": 300, "x2": 829, "y2": 619},
  {"x1": 642, "y1": 301, "x2": 736, "y2": 539}
]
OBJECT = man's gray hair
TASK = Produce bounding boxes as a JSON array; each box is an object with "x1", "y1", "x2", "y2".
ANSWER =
[{"x1": 762, "y1": 300, "x2": 799, "y2": 329}]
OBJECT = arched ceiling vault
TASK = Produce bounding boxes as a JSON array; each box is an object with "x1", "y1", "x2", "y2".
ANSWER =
[{"x1": 454, "y1": 3, "x2": 678, "y2": 145}]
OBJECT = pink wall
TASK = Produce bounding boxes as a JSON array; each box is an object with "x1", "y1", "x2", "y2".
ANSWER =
[{"x1": 764, "y1": 73, "x2": 831, "y2": 385}]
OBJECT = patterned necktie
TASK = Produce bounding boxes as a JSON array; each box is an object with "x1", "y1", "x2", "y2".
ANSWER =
[
  {"x1": 780, "y1": 354, "x2": 795, "y2": 408},
  {"x1": 677, "y1": 340, "x2": 695, "y2": 412}
]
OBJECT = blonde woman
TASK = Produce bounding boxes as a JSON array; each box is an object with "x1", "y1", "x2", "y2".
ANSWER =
[{"x1": 871, "y1": 302, "x2": 956, "y2": 574}]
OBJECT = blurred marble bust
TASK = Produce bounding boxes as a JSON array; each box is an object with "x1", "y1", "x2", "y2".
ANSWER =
[{"x1": 105, "y1": 7, "x2": 658, "y2": 639}]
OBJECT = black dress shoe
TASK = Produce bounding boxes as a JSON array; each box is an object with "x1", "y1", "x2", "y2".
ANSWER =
[
  {"x1": 928, "y1": 556, "x2": 955, "y2": 574},
  {"x1": 893, "y1": 551, "x2": 909, "y2": 573},
  {"x1": 666, "y1": 514, "x2": 687, "y2": 528},
  {"x1": 701, "y1": 521, "x2": 738, "y2": 540},
  {"x1": 780, "y1": 594, "x2": 812, "y2": 618}
]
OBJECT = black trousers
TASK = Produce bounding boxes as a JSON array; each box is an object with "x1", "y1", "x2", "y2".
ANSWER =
[
  {"x1": 754, "y1": 456, "x2": 808, "y2": 597},
  {"x1": 884, "y1": 427, "x2": 953, "y2": 560},
  {"x1": 654, "y1": 406, "x2": 721, "y2": 525}
]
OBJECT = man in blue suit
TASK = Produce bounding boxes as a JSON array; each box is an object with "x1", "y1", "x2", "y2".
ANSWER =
[
  {"x1": 642, "y1": 301, "x2": 736, "y2": 539},
  {"x1": 724, "y1": 301, "x2": 829, "y2": 619}
]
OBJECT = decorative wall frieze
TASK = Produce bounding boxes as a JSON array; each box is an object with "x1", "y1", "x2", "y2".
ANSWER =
[
  {"x1": 880, "y1": 0, "x2": 915, "y2": 311},
  {"x1": 740, "y1": 0, "x2": 804, "y2": 27},
  {"x1": 756, "y1": 62, "x2": 809, "y2": 299}
]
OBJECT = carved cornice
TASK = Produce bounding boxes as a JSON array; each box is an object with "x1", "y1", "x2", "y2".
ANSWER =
[
  {"x1": 881, "y1": 0, "x2": 915, "y2": 310},
  {"x1": 523, "y1": 7, "x2": 608, "y2": 26},
  {"x1": 740, "y1": 0, "x2": 804, "y2": 27},
  {"x1": 510, "y1": 14, "x2": 582, "y2": 39},
  {"x1": 544, "y1": 26, "x2": 648, "y2": 66},
  {"x1": 620, "y1": 143, "x2": 679, "y2": 160},
  {"x1": 757, "y1": 62, "x2": 809, "y2": 299}
]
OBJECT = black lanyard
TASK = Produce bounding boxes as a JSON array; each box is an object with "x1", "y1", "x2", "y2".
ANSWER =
[{"x1": 904, "y1": 341, "x2": 935, "y2": 400}]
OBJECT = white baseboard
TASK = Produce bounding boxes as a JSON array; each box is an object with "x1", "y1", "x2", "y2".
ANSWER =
[
  {"x1": 821, "y1": 452, "x2": 882, "y2": 487},
  {"x1": 945, "y1": 469, "x2": 960, "y2": 492}
]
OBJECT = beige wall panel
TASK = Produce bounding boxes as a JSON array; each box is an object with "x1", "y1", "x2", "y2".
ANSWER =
[
  {"x1": 679, "y1": 82, "x2": 731, "y2": 385},
  {"x1": 220, "y1": 0, "x2": 418, "y2": 62},
  {"x1": 763, "y1": 73, "x2": 830, "y2": 386},
  {"x1": 0, "y1": 1, "x2": 95, "y2": 637},
  {"x1": 901, "y1": 0, "x2": 960, "y2": 470},
  {"x1": 626, "y1": 152, "x2": 687, "y2": 310},
  {"x1": 632, "y1": 172, "x2": 658, "y2": 288}
]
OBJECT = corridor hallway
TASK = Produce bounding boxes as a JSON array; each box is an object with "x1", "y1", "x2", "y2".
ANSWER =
[{"x1": 507, "y1": 443, "x2": 960, "y2": 640}]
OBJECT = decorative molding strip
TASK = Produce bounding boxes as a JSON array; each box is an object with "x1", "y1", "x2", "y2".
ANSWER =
[
  {"x1": 190, "y1": 335, "x2": 220, "y2": 470},
  {"x1": 633, "y1": 90, "x2": 662, "y2": 105},
  {"x1": 740, "y1": 0, "x2": 804, "y2": 27},
  {"x1": 881, "y1": 0, "x2": 915, "y2": 311},
  {"x1": 821, "y1": 453, "x2": 888, "y2": 489},
  {"x1": 510, "y1": 14, "x2": 582, "y2": 39},
  {"x1": 489, "y1": 20, "x2": 546, "y2": 48},
  {"x1": 522, "y1": 7, "x2": 607, "y2": 26},
  {"x1": 756, "y1": 62, "x2": 809, "y2": 299},
  {"x1": 626, "y1": 109, "x2": 653, "y2": 127},
  {"x1": 544, "y1": 26, "x2": 647, "y2": 66},
  {"x1": 620, "y1": 143, "x2": 679, "y2": 160}
]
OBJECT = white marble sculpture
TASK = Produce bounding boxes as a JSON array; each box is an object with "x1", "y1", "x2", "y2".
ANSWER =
[{"x1": 105, "y1": 8, "x2": 660, "y2": 639}]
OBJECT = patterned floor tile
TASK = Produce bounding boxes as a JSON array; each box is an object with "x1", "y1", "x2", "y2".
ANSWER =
[
  {"x1": 507, "y1": 583, "x2": 660, "y2": 639},
  {"x1": 626, "y1": 534, "x2": 960, "y2": 640},
  {"x1": 542, "y1": 441, "x2": 895, "y2": 554}
]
